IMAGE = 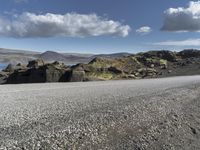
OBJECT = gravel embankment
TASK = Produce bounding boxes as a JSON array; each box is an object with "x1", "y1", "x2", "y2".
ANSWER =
[{"x1": 0, "y1": 76, "x2": 200, "y2": 149}]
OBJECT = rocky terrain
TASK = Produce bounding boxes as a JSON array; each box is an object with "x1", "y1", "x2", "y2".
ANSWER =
[
  {"x1": 0, "y1": 76, "x2": 200, "y2": 149},
  {"x1": 0, "y1": 49, "x2": 200, "y2": 84}
]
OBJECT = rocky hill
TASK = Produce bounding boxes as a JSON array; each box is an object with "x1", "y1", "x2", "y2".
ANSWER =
[
  {"x1": 36, "y1": 51, "x2": 92, "y2": 64},
  {"x1": 0, "y1": 49, "x2": 200, "y2": 84},
  {"x1": 37, "y1": 51, "x2": 68, "y2": 61}
]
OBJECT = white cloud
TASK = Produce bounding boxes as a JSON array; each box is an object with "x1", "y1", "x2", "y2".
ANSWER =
[
  {"x1": 153, "y1": 39, "x2": 200, "y2": 46},
  {"x1": 136, "y1": 26, "x2": 152, "y2": 34},
  {"x1": 0, "y1": 12, "x2": 131, "y2": 38},
  {"x1": 161, "y1": 1, "x2": 200, "y2": 32}
]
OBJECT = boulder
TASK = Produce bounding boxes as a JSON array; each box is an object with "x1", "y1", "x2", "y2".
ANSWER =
[
  {"x1": 6, "y1": 68, "x2": 46, "y2": 84},
  {"x1": 27, "y1": 59, "x2": 45, "y2": 68},
  {"x1": 3, "y1": 63, "x2": 27, "y2": 72},
  {"x1": 138, "y1": 68, "x2": 158, "y2": 77},
  {"x1": 45, "y1": 64, "x2": 68, "y2": 82},
  {"x1": 6, "y1": 63, "x2": 71, "y2": 84},
  {"x1": 0, "y1": 71, "x2": 9, "y2": 84},
  {"x1": 71, "y1": 63, "x2": 92, "y2": 72},
  {"x1": 16, "y1": 63, "x2": 27, "y2": 71},
  {"x1": 108, "y1": 66, "x2": 122, "y2": 74},
  {"x1": 70, "y1": 70, "x2": 85, "y2": 82},
  {"x1": 4, "y1": 64, "x2": 15, "y2": 72}
]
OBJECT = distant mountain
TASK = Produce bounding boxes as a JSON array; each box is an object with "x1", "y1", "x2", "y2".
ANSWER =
[
  {"x1": 0, "y1": 48, "x2": 134, "y2": 65},
  {"x1": 37, "y1": 51, "x2": 68, "y2": 61},
  {"x1": 36, "y1": 51, "x2": 92, "y2": 64},
  {"x1": 0, "y1": 48, "x2": 39, "y2": 64},
  {"x1": 36, "y1": 51, "x2": 133, "y2": 64}
]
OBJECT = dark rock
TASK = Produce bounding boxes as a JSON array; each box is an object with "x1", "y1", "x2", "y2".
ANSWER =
[
  {"x1": 52, "y1": 61, "x2": 60, "y2": 66},
  {"x1": 0, "y1": 71, "x2": 9, "y2": 84},
  {"x1": 143, "y1": 51, "x2": 177, "y2": 62},
  {"x1": 4, "y1": 63, "x2": 27, "y2": 72},
  {"x1": 179, "y1": 49, "x2": 200, "y2": 58},
  {"x1": 45, "y1": 64, "x2": 69, "y2": 82},
  {"x1": 27, "y1": 59, "x2": 45, "y2": 68},
  {"x1": 4, "y1": 64, "x2": 15, "y2": 72},
  {"x1": 6, "y1": 60, "x2": 86, "y2": 83},
  {"x1": 6, "y1": 63, "x2": 70, "y2": 84},
  {"x1": 70, "y1": 70, "x2": 85, "y2": 82},
  {"x1": 16, "y1": 63, "x2": 22, "y2": 66},
  {"x1": 6, "y1": 68, "x2": 46, "y2": 84},
  {"x1": 108, "y1": 67, "x2": 122, "y2": 74},
  {"x1": 190, "y1": 127, "x2": 197, "y2": 135},
  {"x1": 157, "y1": 51, "x2": 177, "y2": 62},
  {"x1": 71, "y1": 63, "x2": 89, "y2": 72},
  {"x1": 16, "y1": 63, "x2": 27, "y2": 71}
]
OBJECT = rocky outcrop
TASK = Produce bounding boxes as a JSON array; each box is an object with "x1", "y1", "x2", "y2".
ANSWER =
[
  {"x1": 70, "y1": 70, "x2": 85, "y2": 82},
  {"x1": 0, "y1": 71, "x2": 9, "y2": 84},
  {"x1": 1, "y1": 49, "x2": 200, "y2": 84},
  {"x1": 178, "y1": 49, "x2": 200, "y2": 58},
  {"x1": 4, "y1": 64, "x2": 15, "y2": 72},
  {"x1": 142, "y1": 51, "x2": 178, "y2": 62},
  {"x1": 27, "y1": 59, "x2": 45, "y2": 68},
  {"x1": 5, "y1": 60, "x2": 87, "y2": 84}
]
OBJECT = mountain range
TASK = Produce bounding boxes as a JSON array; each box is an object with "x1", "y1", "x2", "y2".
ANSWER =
[{"x1": 0, "y1": 48, "x2": 131, "y2": 65}]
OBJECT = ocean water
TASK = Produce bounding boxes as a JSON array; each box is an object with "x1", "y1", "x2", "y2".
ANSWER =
[{"x1": 0, "y1": 63, "x2": 7, "y2": 70}]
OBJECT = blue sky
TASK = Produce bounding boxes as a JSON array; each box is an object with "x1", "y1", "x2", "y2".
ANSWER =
[{"x1": 0, "y1": 0, "x2": 200, "y2": 53}]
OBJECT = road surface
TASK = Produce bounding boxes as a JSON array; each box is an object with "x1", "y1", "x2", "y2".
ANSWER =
[{"x1": 0, "y1": 76, "x2": 200, "y2": 149}]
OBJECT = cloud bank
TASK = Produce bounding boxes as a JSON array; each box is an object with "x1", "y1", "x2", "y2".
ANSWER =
[
  {"x1": 136, "y1": 26, "x2": 152, "y2": 34},
  {"x1": 0, "y1": 12, "x2": 131, "y2": 38},
  {"x1": 161, "y1": 1, "x2": 200, "y2": 32},
  {"x1": 154, "y1": 39, "x2": 200, "y2": 46}
]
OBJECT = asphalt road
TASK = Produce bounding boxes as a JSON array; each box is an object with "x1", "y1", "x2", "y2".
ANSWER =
[{"x1": 0, "y1": 76, "x2": 200, "y2": 150}]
